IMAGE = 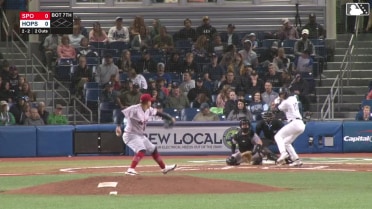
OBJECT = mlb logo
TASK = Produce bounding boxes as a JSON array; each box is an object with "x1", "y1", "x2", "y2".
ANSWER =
[{"x1": 346, "y1": 3, "x2": 370, "y2": 16}]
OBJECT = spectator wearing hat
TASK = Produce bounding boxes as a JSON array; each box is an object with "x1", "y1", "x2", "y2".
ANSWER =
[
  {"x1": 128, "y1": 68, "x2": 147, "y2": 90},
  {"x1": 9, "y1": 96, "x2": 27, "y2": 124},
  {"x1": 117, "y1": 83, "x2": 141, "y2": 109},
  {"x1": 136, "y1": 49, "x2": 157, "y2": 74},
  {"x1": 221, "y1": 24, "x2": 240, "y2": 47},
  {"x1": 37, "y1": 101, "x2": 49, "y2": 125},
  {"x1": 302, "y1": 13, "x2": 325, "y2": 39},
  {"x1": 165, "y1": 51, "x2": 183, "y2": 73},
  {"x1": 89, "y1": 21, "x2": 108, "y2": 43},
  {"x1": 192, "y1": 103, "x2": 219, "y2": 121},
  {"x1": 95, "y1": 53, "x2": 120, "y2": 86},
  {"x1": 153, "y1": 26, "x2": 174, "y2": 52},
  {"x1": 164, "y1": 84, "x2": 189, "y2": 110},
  {"x1": 174, "y1": 18, "x2": 197, "y2": 42},
  {"x1": 24, "y1": 107, "x2": 45, "y2": 126},
  {"x1": 196, "y1": 16, "x2": 218, "y2": 41},
  {"x1": 154, "y1": 63, "x2": 172, "y2": 88},
  {"x1": 155, "y1": 77, "x2": 169, "y2": 97},
  {"x1": 101, "y1": 81, "x2": 119, "y2": 103},
  {"x1": 47, "y1": 104, "x2": 68, "y2": 125},
  {"x1": 187, "y1": 77, "x2": 211, "y2": 102},
  {"x1": 203, "y1": 53, "x2": 226, "y2": 90},
  {"x1": 179, "y1": 71, "x2": 195, "y2": 97},
  {"x1": 238, "y1": 40, "x2": 258, "y2": 69},
  {"x1": 108, "y1": 17, "x2": 130, "y2": 43},
  {"x1": 0, "y1": 100, "x2": 15, "y2": 126},
  {"x1": 294, "y1": 29, "x2": 315, "y2": 57},
  {"x1": 242, "y1": 33, "x2": 258, "y2": 49},
  {"x1": 73, "y1": 16, "x2": 88, "y2": 38},
  {"x1": 278, "y1": 18, "x2": 299, "y2": 40}
]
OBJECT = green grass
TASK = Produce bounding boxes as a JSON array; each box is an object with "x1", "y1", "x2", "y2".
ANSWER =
[{"x1": 1, "y1": 158, "x2": 372, "y2": 209}]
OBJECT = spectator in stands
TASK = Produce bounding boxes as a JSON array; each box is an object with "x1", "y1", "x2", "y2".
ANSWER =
[
  {"x1": 71, "y1": 55, "x2": 93, "y2": 98},
  {"x1": 192, "y1": 35, "x2": 209, "y2": 61},
  {"x1": 9, "y1": 96, "x2": 26, "y2": 124},
  {"x1": 187, "y1": 77, "x2": 211, "y2": 103},
  {"x1": 128, "y1": 68, "x2": 147, "y2": 91},
  {"x1": 203, "y1": 53, "x2": 224, "y2": 86},
  {"x1": 89, "y1": 21, "x2": 108, "y2": 43},
  {"x1": 109, "y1": 74, "x2": 121, "y2": 91},
  {"x1": 130, "y1": 16, "x2": 151, "y2": 51},
  {"x1": 294, "y1": 29, "x2": 315, "y2": 56},
  {"x1": 0, "y1": 81, "x2": 16, "y2": 103},
  {"x1": 281, "y1": 70, "x2": 293, "y2": 88},
  {"x1": 220, "y1": 24, "x2": 240, "y2": 47},
  {"x1": 17, "y1": 76, "x2": 27, "y2": 92},
  {"x1": 179, "y1": 71, "x2": 195, "y2": 96},
  {"x1": 117, "y1": 50, "x2": 136, "y2": 73},
  {"x1": 181, "y1": 52, "x2": 199, "y2": 75},
  {"x1": 150, "y1": 18, "x2": 162, "y2": 40},
  {"x1": 233, "y1": 52, "x2": 245, "y2": 77},
  {"x1": 261, "y1": 81, "x2": 279, "y2": 107},
  {"x1": 165, "y1": 51, "x2": 183, "y2": 73},
  {"x1": 0, "y1": 100, "x2": 15, "y2": 126},
  {"x1": 48, "y1": 104, "x2": 68, "y2": 125},
  {"x1": 175, "y1": 18, "x2": 197, "y2": 42},
  {"x1": 117, "y1": 83, "x2": 141, "y2": 109},
  {"x1": 218, "y1": 70, "x2": 239, "y2": 93},
  {"x1": 24, "y1": 107, "x2": 44, "y2": 126},
  {"x1": 153, "y1": 26, "x2": 174, "y2": 52},
  {"x1": 227, "y1": 99, "x2": 253, "y2": 121},
  {"x1": 95, "y1": 52, "x2": 120, "y2": 86},
  {"x1": 223, "y1": 90, "x2": 237, "y2": 117},
  {"x1": 247, "y1": 70, "x2": 265, "y2": 95},
  {"x1": 265, "y1": 63, "x2": 283, "y2": 88},
  {"x1": 196, "y1": 16, "x2": 217, "y2": 41},
  {"x1": 239, "y1": 40, "x2": 258, "y2": 69},
  {"x1": 302, "y1": 13, "x2": 325, "y2": 39},
  {"x1": 248, "y1": 91, "x2": 269, "y2": 122},
  {"x1": 1, "y1": 59, "x2": 10, "y2": 81},
  {"x1": 242, "y1": 33, "x2": 258, "y2": 49},
  {"x1": 108, "y1": 17, "x2": 130, "y2": 43},
  {"x1": 57, "y1": 35, "x2": 76, "y2": 61},
  {"x1": 43, "y1": 34, "x2": 60, "y2": 71},
  {"x1": 149, "y1": 102, "x2": 164, "y2": 121},
  {"x1": 290, "y1": 74, "x2": 310, "y2": 112},
  {"x1": 136, "y1": 49, "x2": 157, "y2": 73},
  {"x1": 273, "y1": 47, "x2": 290, "y2": 72},
  {"x1": 37, "y1": 101, "x2": 49, "y2": 125},
  {"x1": 101, "y1": 82, "x2": 119, "y2": 103},
  {"x1": 191, "y1": 92, "x2": 211, "y2": 109},
  {"x1": 193, "y1": 102, "x2": 219, "y2": 121},
  {"x1": 278, "y1": 18, "x2": 299, "y2": 40},
  {"x1": 216, "y1": 85, "x2": 232, "y2": 108},
  {"x1": 8, "y1": 65, "x2": 20, "y2": 92},
  {"x1": 294, "y1": 49, "x2": 314, "y2": 75},
  {"x1": 164, "y1": 84, "x2": 189, "y2": 110},
  {"x1": 146, "y1": 78, "x2": 157, "y2": 94},
  {"x1": 156, "y1": 77, "x2": 170, "y2": 97},
  {"x1": 260, "y1": 41, "x2": 279, "y2": 65},
  {"x1": 356, "y1": 105, "x2": 372, "y2": 121},
  {"x1": 210, "y1": 34, "x2": 227, "y2": 58},
  {"x1": 17, "y1": 82, "x2": 35, "y2": 102},
  {"x1": 150, "y1": 89, "x2": 165, "y2": 107},
  {"x1": 73, "y1": 16, "x2": 88, "y2": 38},
  {"x1": 69, "y1": 25, "x2": 85, "y2": 48},
  {"x1": 154, "y1": 63, "x2": 172, "y2": 88},
  {"x1": 19, "y1": 101, "x2": 31, "y2": 125},
  {"x1": 201, "y1": 72, "x2": 216, "y2": 94},
  {"x1": 76, "y1": 37, "x2": 98, "y2": 58}
]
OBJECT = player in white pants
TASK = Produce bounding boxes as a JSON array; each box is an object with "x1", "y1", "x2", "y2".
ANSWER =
[
  {"x1": 115, "y1": 93, "x2": 177, "y2": 175},
  {"x1": 273, "y1": 88, "x2": 306, "y2": 167}
]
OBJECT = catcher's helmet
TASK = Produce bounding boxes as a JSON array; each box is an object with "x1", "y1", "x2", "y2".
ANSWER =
[
  {"x1": 239, "y1": 119, "x2": 251, "y2": 128},
  {"x1": 226, "y1": 156, "x2": 239, "y2": 166},
  {"x1": 279, "y1": 87, "x2": 291, "y2": 99}
]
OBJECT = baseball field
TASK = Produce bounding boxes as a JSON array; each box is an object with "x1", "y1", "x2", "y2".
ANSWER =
[{"x1": 1, "y1": 153, "x2": 372, "y2": 209}]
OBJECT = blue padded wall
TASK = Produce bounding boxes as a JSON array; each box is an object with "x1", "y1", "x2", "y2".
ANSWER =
[
  {"x1": 0, "y1": 126, "x2": 37, "y2": 157},
  {"x1": 36, "y1": 125, "x2": 75, "y2": 156}
]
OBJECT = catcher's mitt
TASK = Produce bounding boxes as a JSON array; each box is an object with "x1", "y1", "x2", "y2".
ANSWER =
[{"x1": 241, "y1": 151, "x2": 252, "y2": 163}]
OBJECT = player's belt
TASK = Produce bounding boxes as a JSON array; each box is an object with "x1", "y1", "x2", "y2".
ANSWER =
[{"x1": 289, "y1": 118, "x2": 302, "y2": 122}]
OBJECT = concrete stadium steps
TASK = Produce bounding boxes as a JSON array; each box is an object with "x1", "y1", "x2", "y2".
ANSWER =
[
  {"x1": 317, "y1": 78, "x2": 371, "y2": 87},
  {"x1": 334, "y1": 54, "x2": 372, "y2": 62}
]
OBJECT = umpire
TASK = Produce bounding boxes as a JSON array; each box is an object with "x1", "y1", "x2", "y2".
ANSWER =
[{"x1": 226, "y1": 119, "x2": 264, "y2": 165}]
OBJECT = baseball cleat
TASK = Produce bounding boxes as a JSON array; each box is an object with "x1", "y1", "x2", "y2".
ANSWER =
[
  {"x1": 125, "y1": 168, "x2": 138, "y2": 176},
  {"x1": 289, "y1": 159, "x2": 303, "y2": 167},
  {"x1": 276, "y1": 152, "x2": 289, "y2": 165},
  {"x1": 162, "y1": 164, "x2": 177, "y2": 174}
]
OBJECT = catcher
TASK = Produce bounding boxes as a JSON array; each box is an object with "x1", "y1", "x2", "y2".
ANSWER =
[{"x1": 226, "y1": 119, "x2": 265, "y2": 166}]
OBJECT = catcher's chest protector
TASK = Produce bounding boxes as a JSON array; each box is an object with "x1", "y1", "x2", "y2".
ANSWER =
[{"x1": 236, "y1": 132, "x2": 254, "y2": 152}]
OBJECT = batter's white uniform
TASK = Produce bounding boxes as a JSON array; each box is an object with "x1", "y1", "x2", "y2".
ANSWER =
[
  {"x1": 122, "y1": 104, "x2": 157, "y2": 154},
  {"x1": 274, "y1": 95, "x2": 305, "y2": 161}
]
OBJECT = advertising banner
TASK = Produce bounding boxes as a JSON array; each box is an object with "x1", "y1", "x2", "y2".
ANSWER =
[{"x1": 343, "y1": 121, "x2": 372, "y2": 152}]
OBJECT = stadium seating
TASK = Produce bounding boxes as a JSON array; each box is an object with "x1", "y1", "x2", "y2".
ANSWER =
[
  {"x1": 181, "y1": 108, "x2": 199, "y2": 121},
  {"x1": 163, "y1": 108, "x2": 182, "y2": 121},
  {"x1": 99, "y1": 102, "x2": 117, "y2": 123}
]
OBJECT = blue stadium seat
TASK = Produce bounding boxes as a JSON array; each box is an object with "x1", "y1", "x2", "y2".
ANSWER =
[
  {"x1": 142, "y1": 73, "x2": 157, "y2": 81},
  {"x1": 163, "y1": 108, "x2": 182, "y2": 121},
  {"x1": 101, "y1": 49, "x2": 120, "y2": 57},
  {"x1": 55, "y1": 65, "x2": 74, "y2": 81},
  {"x1": 281, "y1": 39, "x2": 297, "y2": 48},
  {"x1": 119, "y1": 73, "x2": 128, "y2": 82},
  {"x1": 175, "y1": 40, "x2": 193, "y2": 53},
  {"x1": 86, "y1": 57, "x2": 100, "y2": 66},
  {"x1": 89, "y1": 41, "x2": 107, "y2": 49},
  {"x1": 261, "y1": 39, "x2": 279, "y2": 49},
  {"x1": 361, "y1": 99, "x2": 372, "y2": 109},
  {"x1": 181, "y1": 108, "x2": 199, "y2": 121},
  {"x1": 169, "y1": 72, "x2": 181, "y2": 84},
  {"x1": 99, "y1": 102, "x2": 117, "y2": 123}
]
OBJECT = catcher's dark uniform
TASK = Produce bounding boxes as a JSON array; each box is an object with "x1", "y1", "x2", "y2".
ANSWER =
[{"x1": 227, "y1": 130, "x2": 263, "y2": 165}]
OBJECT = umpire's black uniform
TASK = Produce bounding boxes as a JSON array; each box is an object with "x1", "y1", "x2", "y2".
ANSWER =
[{"x1": 255, "y1": 119, "x2": 284, "y2": 147}]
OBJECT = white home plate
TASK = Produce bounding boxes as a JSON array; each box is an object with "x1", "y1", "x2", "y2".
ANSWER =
[{"x1": 97, "y1": 182, "x2": 118, "y2": 188}]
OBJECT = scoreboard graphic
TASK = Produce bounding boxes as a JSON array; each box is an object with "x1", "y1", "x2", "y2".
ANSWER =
[{"x1": 20, "y1": 12, "x2": 74, "y2": 34}]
